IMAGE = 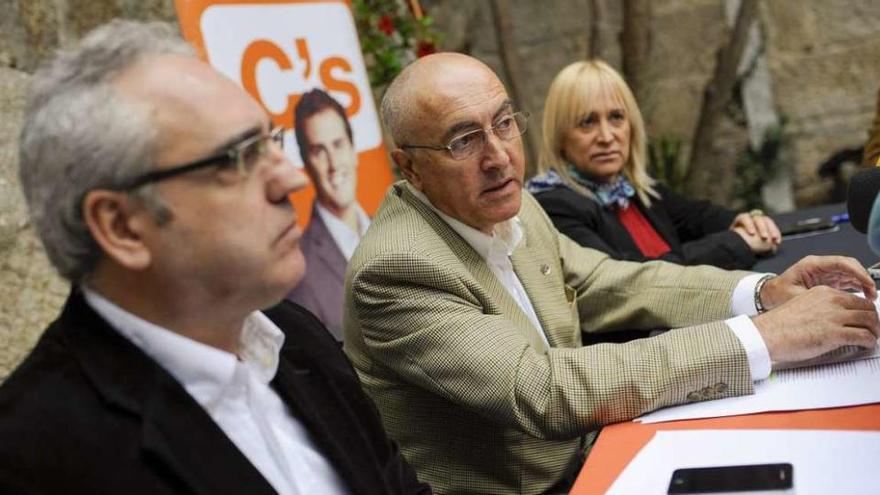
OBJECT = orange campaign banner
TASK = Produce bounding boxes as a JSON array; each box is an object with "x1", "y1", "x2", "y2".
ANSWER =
[{"x1": 174, "y1": 0, "x2": 394, "y2": 227}]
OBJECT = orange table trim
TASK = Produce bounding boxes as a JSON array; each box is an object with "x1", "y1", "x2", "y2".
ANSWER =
[{"x1": 570, "y1": 403, "x2": 880, "y2": 494}]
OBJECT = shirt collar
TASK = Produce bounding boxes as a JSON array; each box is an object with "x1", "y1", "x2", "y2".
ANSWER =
[
  {"x1": 315, "y1": 201, "x2": 370, "y2": 237},
  {"x1": 405, "y1": 183, "x2": 523, "y2": 264},
  {"x1": 315, "y1": 202, "x2": 370, "y2": 260},
  {"x1": 81, "y1": 287, "x2": 285, "y2": 406}
]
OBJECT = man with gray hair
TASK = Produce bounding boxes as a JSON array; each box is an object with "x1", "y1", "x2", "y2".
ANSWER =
[
  {"x1": 343, "y1": 52, "x2": 879, "y2": 494},
  {"x1": 0, "y1": 20, "x2": 428, "y2": 495}
]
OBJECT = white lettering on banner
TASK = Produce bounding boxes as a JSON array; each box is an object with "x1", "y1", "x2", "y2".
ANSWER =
[{"x1": 200, "y1": 3, "x2": 380, "y2": 167}]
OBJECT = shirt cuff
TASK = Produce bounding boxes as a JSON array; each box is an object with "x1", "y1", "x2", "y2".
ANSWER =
[
  {"x1": 731, "y1": 272, "x2": 770, "y2": 317},
  {"x1": 725, "y1": 314, "x2": 772, "y2": 381}
]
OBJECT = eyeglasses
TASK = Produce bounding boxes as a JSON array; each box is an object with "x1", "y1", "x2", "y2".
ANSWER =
[
  {"x1": 401, "y1": 111, "x2": 529, "y2": 161},
  {"x1": 122, "y1": 126, "x2": 285, "y2": 190}
]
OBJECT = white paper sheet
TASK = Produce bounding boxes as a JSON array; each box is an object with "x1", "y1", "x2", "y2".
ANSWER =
[
  {"x1": 635, "y1": 293, "x2": 880, "y2": 424},
  {"x1": 607, "y1": 429, "x2": 880, "y2": 495},
  {"x1": 637, "y1": 355, "x2": 880, "y2": 424}
]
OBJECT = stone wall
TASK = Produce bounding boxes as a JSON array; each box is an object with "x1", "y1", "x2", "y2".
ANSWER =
[
  {"x1": 763, "y1": 0, "x2": 880, "y2": 204},
  {"x1": 0, "y1": 0, "x2": 178, "y2": 381},
  {"x1": 428, "y1": 0, "x2": 880, "y2": 205},
  {"x1": 2, "y1": 0, "x2": 879, "y2": 380},
  {"x1": 0, "y1": 66, "x2": 68, "y2": 381}
]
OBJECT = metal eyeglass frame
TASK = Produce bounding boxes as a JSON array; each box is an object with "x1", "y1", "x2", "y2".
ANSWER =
[{"x1": 400, "y1": 111, "x2": 529, "y2": 161}]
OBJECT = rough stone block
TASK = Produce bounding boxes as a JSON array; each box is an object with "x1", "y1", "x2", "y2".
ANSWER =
[{"x1": 0, "y1": 66, "x2": 68, "y2": 382}]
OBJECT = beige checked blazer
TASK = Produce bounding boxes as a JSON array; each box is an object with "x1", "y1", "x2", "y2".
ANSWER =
[{"x1": 344, "y1": 182, "x2": 754, "y2": 495}]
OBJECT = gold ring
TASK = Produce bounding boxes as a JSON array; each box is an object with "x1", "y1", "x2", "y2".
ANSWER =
[{"x1": 749, "y1": 208, "x2": 764, "y2": 217}]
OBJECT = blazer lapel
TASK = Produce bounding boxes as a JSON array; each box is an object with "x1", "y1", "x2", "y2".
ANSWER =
[
  {"x1": 398, "y1": 186, "x2": 550, "y2": 352},
  {"x1": 510, "y1": 234, "x2": 572, "y2": 349},
  {"x1": 305, "y1": 210, "x2": 347, "y2": 282},
  {"x1": 601, "y1": 205, "x2": 647, "y2": 254},
  {"x1": 639, "y1": 199, "x2": 680, "y2": 251},
  {"x1": 139, "y1": 377, "x2": 276, "y2": 495},
  {"x1": 63, "y1": 289, "x2": 275, "y2": 495},
  {"x1": 470, "y1": 251, "x2": 550, "y2": 353},
  {"x1": 270, "y1": 347, "x2": 370, "y2": 495}
]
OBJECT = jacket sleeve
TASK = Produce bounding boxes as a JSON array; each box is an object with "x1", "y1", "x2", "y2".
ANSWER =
[
  {"x1": 536, "y1": 188, "x2": 694, "y2": 265},
  {"x1": 535, "y1": 189, "x2": 708, "y2": 268},
  {"x1": 654, "y1": 185, "x2": 756, "y2": 269},
  {"x1": 680, "y1": 231, "x2": 756, "y2": 269},
  {"x1": 348, "y1": 232, "x2": 754, "y2": 440},
  {"x1": 657, "y1": 184, "x2": 737, "y2": 239},
  {"x1": 273, "y1": 303, "x2": 432, "y2": 494}
]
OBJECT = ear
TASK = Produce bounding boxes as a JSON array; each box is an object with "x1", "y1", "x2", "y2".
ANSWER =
[
  {"x1": 391, "y1": 148, "x2": 423, "y2": 190},
  {"x1": 82, "y1": 190, "x2": 153, "y2": 271}
]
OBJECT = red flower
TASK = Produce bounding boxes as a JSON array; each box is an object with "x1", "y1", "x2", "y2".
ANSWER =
[
  {"x1": 378, "y1": 14, "x2": 395, "y2": 35},
  {"x1": 416, "y1": 40, "x2": 436, "y2": 58}
]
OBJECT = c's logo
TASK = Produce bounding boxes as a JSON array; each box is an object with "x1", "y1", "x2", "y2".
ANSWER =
[
  {"x1": 193, "y1": 1, "x2": 383, "y2": 165},
  {"x1": 241, "y1": 38, "x2": 361, "y2": 128}
]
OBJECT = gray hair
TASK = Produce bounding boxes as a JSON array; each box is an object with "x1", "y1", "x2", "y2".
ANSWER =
[{"x1": 19, "y1": 20, "x2": 193, "y2": 282}]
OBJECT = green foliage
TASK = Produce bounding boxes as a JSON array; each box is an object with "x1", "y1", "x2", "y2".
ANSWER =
[
  {"x1": 647, "y1": 135, "x2": 688, "y2": 193},
  {"x1": 732, "y1": 121, "x2": 788, "y2": 210},
  {"x1": 351, "y1": 0, "x2": 442, "y2": 88}
]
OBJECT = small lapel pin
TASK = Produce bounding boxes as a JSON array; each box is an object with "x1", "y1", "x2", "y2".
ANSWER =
[{"x1": 540, "y1": 264, "x2": 551, "y2": 275}]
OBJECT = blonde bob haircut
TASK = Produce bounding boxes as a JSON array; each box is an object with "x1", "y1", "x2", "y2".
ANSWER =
[{"x1": 538, "y1": 59, "x2": 658, "y2": 207}]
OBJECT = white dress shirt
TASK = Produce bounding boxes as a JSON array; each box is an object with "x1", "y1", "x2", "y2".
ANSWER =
[
  {"x1": 316, "y1": 202, "x2": 371, "y2": 261},
  {"x1": 82, "y1": 288, "x2": 349, "y2": 495},
  {"x1": 406, "y1": 184, "x2": 772, "y2": 381}
]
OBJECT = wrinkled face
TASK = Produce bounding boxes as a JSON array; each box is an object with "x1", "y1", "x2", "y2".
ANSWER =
[
  {"x1": 120, "y1": 54, "x2": 308, "y2": 309},
  {"x1": 302, "y1": 109, "x2": 358, "y2": 213},
  {"x1": 563, "y1": 89, "x2": 631, "y2": 183},
  {"x1": 400, "y1": 63, "x2": 525, "y2": 234}
]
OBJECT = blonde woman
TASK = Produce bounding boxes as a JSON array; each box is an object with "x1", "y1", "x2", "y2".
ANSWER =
[{"x1": 527, "y1": 60, "x2": 780, "y2": 270}]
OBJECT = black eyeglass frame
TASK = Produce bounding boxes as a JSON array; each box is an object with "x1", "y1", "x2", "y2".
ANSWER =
[
  {"x1": 121, "y1": 126, "x2": 285, "y2": 190},
  {"x1": 399, "y1": 111, "x2": 530, "y2": 161}
]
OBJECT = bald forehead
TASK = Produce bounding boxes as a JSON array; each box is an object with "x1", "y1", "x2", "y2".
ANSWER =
[
  {"x1": 386, "y1": 53, "x2": 510, "y2": 144},
  {"x1": 403, "y1": 53, "x2": 497, "y2": 88},
  {"x1": 399, "y1": 54, "x2": 502, "y2": 109}
]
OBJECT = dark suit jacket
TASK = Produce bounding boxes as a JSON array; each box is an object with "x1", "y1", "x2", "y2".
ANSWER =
[
  {"x1": 534, "y1": 183, "x2": 755, "y2": 270},
  {"x1": 287, "y1": 207, "x2": 347, "y2": 340},
  {"x1": 0, "y1": 288, "x2": 429, "y2": 495}
]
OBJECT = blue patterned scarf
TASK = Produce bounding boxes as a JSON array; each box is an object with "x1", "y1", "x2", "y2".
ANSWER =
[{"x1": 526, "y1": 167, "x2": 635, "y2": 210}]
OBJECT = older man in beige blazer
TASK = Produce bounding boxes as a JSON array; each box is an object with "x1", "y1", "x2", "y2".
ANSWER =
[{"x1": 343, "y1": 53, "x2": 879, "y2": 495}]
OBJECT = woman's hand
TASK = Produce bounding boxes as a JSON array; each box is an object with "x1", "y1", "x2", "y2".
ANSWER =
[
  {"x1": 730, "y1": 210, "x2": 782, "y2": 250},
  {"x1": 733, "y1": 226, "x2": 778, "y2": 254}
]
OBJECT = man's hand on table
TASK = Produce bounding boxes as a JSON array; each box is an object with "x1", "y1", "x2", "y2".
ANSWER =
[
  {"x1": 752, "y1": 255, "x2": 880, "y2": 366},
  {"x1": 761, "y1": 255, "x2": 877, "y2": 306}
]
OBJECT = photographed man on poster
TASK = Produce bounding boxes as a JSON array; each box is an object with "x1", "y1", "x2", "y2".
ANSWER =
[{"x1": 287, "y1": 89, "x2": 369, "y2": 340}]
